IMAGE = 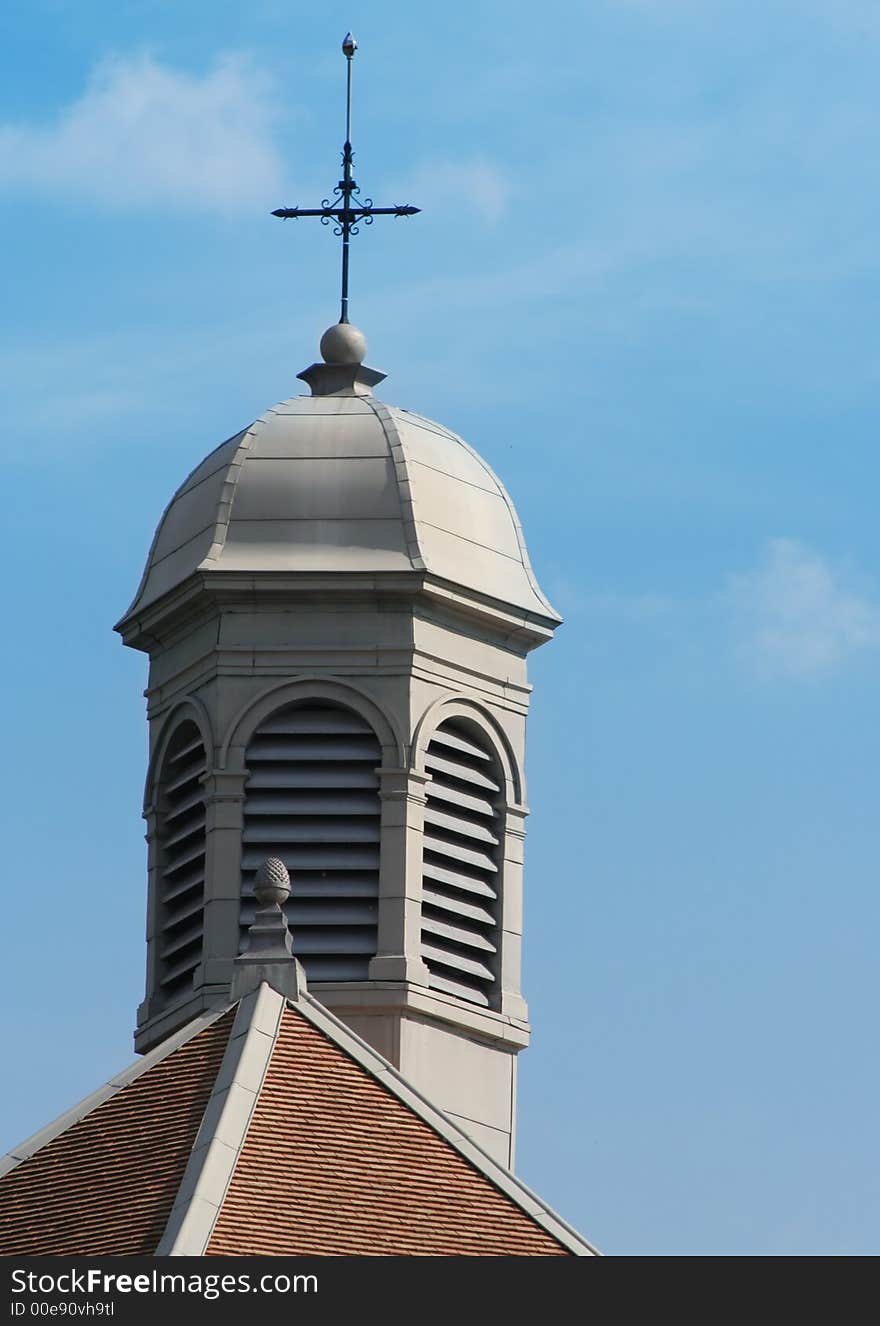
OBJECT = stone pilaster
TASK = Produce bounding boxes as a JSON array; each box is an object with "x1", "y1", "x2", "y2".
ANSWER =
[{"x1": 368, "y1": 767, "x2": 431, "y2": 984}]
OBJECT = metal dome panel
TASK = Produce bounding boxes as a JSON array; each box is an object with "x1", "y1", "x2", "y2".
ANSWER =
[{"x1": 123, "y1": 392, "x2": 559, "y2": 625}]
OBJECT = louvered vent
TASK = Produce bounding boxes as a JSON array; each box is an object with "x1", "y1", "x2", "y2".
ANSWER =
[
  {"x1": 421, "y1": 719, "x2": 502, "y2": 1008},
  {"x1": 156, "y1": 721, "x2": 207, "y2": 1002},
  {"x1": 241, "y1": 702, "x2": 381, "y2": 981}
]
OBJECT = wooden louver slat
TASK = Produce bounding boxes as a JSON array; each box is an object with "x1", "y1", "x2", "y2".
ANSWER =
[
  {"x1": 157, "y1": 721, "x2": 206, "y2": 1001},
  {"x1": 421, "y1": 886, "x2": 495, "y2": 926},
  {"x1": 420, "y1": 718, "x2": 503, "y2": 1008},
  {"x1": 241, "y1": 701, "x2": 381, "y2": 982},
  {"x1": 423, "y1": 805, "x2": 499, "y2": 845},
  {"x1": 422, "y1": 860, "x2": 497, "y2": 899},
  {"x1": 424, "y1": 751, "x2": 501, "y2": 793}
]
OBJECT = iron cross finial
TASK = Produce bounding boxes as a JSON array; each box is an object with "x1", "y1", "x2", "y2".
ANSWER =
[{"x1": 271, "y1": 33, "x2": 421, "y2": 326}]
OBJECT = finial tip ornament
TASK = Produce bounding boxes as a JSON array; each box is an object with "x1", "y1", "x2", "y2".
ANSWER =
[
  {"x1": 254, "y1": 857, "x2": 291, "y2": 907},
  {"x1": 233, "y1": 855, "x2": 305, "y2": 1001},
  {"x1": 320, "y1": 321, "x2": 367, "y2": 365},
  {"x1": 342, "y1": 32, "x2": 358, "y2": 57}
]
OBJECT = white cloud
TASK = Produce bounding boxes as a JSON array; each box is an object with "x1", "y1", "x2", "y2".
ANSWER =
[
  {"x1": 392, "y1": 157, "x2": 509, "y2": 226},
  {"x1": 729, "y1": 539, "x2": 880, "y2": 678},
  {"x1": 0, "y1": 54, "x2": 284, "y2": 212}
]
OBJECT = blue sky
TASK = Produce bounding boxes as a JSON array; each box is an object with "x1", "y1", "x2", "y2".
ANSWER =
[{"x1": 1, "y1": 0, "x2": 879, "y2": 1255}]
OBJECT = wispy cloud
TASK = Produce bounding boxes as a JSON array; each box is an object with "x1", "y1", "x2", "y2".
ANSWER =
[
  {"x1": 546, "y1": 576, "x2": 678, "y2": 623},
  {"x1": 391, "y1": 157, "x2": 509, "y2": 225},
  {"x1": 0, "y1": 54, "x2": 284, "y2": 212},
  {"x1": 729, "y1": 539, "x2": 880, "y2": 678}
]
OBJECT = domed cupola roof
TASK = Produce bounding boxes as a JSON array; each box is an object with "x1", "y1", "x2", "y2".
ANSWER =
[{"x1": 120, "y1": 324, "x2": 559, "y2": 632}]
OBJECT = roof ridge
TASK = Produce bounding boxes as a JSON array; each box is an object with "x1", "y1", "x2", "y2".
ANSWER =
[
  {"x1": 155, "y1": 984, "x2": 598, "y2": 1256},
  {"x1": 155, "y1": 984, "x2": 284, "y2": 1257},
  {"x1": 0, "y1": 983, "x2": 599, "y2": 1256},
  {"x1": 291, "y1": 989, "x2": 599, "y2": 1256},
  {"x1": 196, "y1": 412, "x2": 266, "y2": 570},
  {"x1": 363, "y1": 396, "x2": 427, "y2": 571},
  {"x1": 114, "y1": 427, "x2": 251, "y2": 630}
]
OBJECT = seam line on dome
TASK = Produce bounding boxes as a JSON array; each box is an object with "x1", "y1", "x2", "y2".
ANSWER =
[
  {"x1": 173, "y1": 429, "x2": 251, "y2": 498},
  {"x1": 214, "y1": 513, "x2": 402, "y2": 521},
  {"x1": 417, "y1": 520, "x2": 527, "y2": 564},
  {"x1": 266, "y1": 396, "x2": 375, "y2": 415},
  {"x1": 118, "y1": 429, "x2": 246, "y2": 622},
  {"x1": 174, "y1": 457, "x2": 240, "y2": 501},
  {"x1": 241, "y1": 451, "x2": 388, "y2": 461},
  {"x1": 408, "y1": 457, "x2": 506, "y2": 498},
  {"x1": 391, "y1": 408, "x2": 559, "y2": 619},
  {"x1": 363, "y1": 398, "x2": 426, "y2": 572},
  {"x1": 199, "y1": 414, "x2": 270, "y2": 567},
  {"x1": 173, "y1": 428, "x2": 250, "y2": 492},
  {"x1": 267, "y1": 406, "x2": 375, "y2": 416},
  {"x1": 119, "y1": 427, "x2": 257, "y2": 623},
  {"x1": 389, "y1": 407, "x2": 562, "y2": 619},
  {"x1": 392, "y1": 411, "x2": 458, "y2": 440},
  {"x1": 427, "y1": 425, "x2": 560, "y2": 620},
  {"x1": 142, "y1": 521, "x2": 219, "y2": 569}
]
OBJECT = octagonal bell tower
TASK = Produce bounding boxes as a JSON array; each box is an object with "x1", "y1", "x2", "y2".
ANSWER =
[
  {"x1": 116, "y1": 322, "x2": 560, "y2": 1167},
  {"x1": 117, "y1": 31, "x2": 562, "y2": 1168}
]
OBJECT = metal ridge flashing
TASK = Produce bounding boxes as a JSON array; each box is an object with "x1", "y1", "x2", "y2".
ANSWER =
[
  {"x1": 155, "y1": 985, "x2": 285, "y2": 1257},
  {"x1": 292, "y1": 988, "x2": 600, "y2": 1257}
]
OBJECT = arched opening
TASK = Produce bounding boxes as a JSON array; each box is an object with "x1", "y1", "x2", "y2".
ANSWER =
[
  {"x1": 241, "y1": 700, "x2": 381, "y2": 980},
  {"x1": 421, "y1": 717, "x2": 503, "y2": 1008},
  {"x1": 155, "y1": 720, "x2": 207, "y2": 1002}
]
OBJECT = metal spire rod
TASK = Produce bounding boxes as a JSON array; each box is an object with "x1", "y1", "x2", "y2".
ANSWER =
[
  {"x1": 271, "y1": 33, "x2": 420, "y2": 326},
  {"x1": 339, "y1": 34, "x2": 356, "y2": 324},
  {"x1": 345, "y1": 33, "x2": 353, "y2": 144}
]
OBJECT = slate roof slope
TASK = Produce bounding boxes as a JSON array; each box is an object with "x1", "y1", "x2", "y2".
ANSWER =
[
  {"x1": 0, "y1": 1009, "x2": 233, "y2": 1256},
  {"x1": 0, "y1": 985, "x2": 597, "y2": 1258},
  {"x1": 209, "y1": 1000, "x2": 568, "y2": 1256}
]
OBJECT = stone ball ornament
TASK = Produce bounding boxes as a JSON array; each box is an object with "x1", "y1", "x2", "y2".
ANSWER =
[{"x1": 319, "y1": 321, "x2": 367, "y2": 365}]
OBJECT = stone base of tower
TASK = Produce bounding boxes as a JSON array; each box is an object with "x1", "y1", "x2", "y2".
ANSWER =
[{"x1": 313, "y1": 981, "x2": 530, "y2": 1168}]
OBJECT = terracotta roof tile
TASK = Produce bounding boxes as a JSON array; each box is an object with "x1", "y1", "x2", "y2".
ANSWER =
[
  {"x1": 0, "y1": 1011, "x2": 233, "y2": 1256},
  {"x1": 207, "y1": 1005, "x2": 569, "y2": 1257}
]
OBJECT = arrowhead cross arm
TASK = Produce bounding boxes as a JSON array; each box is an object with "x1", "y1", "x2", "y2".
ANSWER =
[
  {"x1": 353, "y1": 205, "x2": 421, "y2": 218},
  {"x1": 272, "y1": 204, "x2": 420, "y2": 221},
  {"x1": 271, "y1": 207, "x2": 342, "y2": 219}
]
